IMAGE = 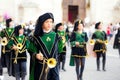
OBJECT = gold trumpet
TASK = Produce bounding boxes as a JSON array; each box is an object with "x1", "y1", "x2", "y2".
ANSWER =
[
  {"x1": 104, "y1": 40, "x2": 108, "y2": 45},
  {"x1": 1, "y1": 37, "x2": 8, "y2": 46},
  {"x1": 46, "y1": 58, "x2": 57, "y2": 68},
  {"x1": 1, "y1": 37, "x2": 8, "y2": 53},
  {"x1": 14, "y1": 43, "x2": 23, "y2": 64},
  {"x1": 89, "y1": 39, "x2": 95, "y2": 45},
  {"x1": 16, "y1": 43, "x2": 23, "y2": 49}
]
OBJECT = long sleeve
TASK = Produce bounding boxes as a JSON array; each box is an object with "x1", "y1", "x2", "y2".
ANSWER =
[{"x1": 27, "y1": 41, "x2": 38, "y2": 53}]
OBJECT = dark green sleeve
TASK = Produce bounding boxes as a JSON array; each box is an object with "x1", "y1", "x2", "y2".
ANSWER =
[
  {"x1": 65, "y1": 33, "x2": 69, "y2": 42},
  {"x1": 58, "y1": 38, "x2": 63, "y2": 53},
  {"x1": 27, "y1": 41, "x2": 38, "y2": 53},
  {"x1": 0, "y1": 29, "x2": 5, "y2": 37},
  {"x1": 25, "y1": 39, "x2": 30, "y2": 49},
  {"x1": 7, "y1": 39, "x2": 14, "y2": 49}
]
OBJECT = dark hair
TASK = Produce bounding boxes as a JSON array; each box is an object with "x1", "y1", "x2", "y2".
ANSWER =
[
  {"x1": 6, "y1": 18, "x2": 12, "y2": 27},
  {"x1": 34, "y1": 13, "x2": 54, "y2": 36},
  {"x1": 54, "y1": 23, "x2": 62, "y2": 33},
  {"x1": 95, "y1": 22, "x2": 101, "y2": 29},
  {"x1": 73, "y1": 20, "x2": 84, "y2": 32},
  {"x1": 14, "y1": 25, "x2": 23, "y2": 36}
]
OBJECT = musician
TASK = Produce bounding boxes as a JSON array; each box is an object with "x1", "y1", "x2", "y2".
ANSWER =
[
  {"x1": 69, "y1": 20, "x2": 88, "y2": 80},
  {"x1": 0, "y1": 18, "x2": 14, "y2": 75},
  {"x1": 8, "y1": 25, "x2": 29, "y2": 80},
  {"x1": 91, "y1": 22, "x2": 107, "y2": 71},
  {"x1": 28, "y1": 13, "x2": 60, "y2": 80},
  {"x1": 55, "y1": 23, "x2": 69, "y2": 71}
]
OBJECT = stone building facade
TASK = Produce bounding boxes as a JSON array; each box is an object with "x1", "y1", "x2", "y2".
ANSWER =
[{"x1": 0, "y1": 0, "x2": 120, "y2": 24}]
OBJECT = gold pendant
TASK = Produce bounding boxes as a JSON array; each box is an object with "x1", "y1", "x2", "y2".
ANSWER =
[{"x1": 46, "y1": 37, "x2": 51, "y2": 42}]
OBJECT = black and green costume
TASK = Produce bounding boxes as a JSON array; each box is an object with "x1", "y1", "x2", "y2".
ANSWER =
[
  {"x1": 70, "y1": 31, "x2": 88, "y2": 60},
  {"x1": 57, "y1": 30, "x2": 68, "y2": 71},
  {"x1": 57, "y1": 30, "x2": 68, "y2": 53},
  {"x1": 28, "y1": 31, "x2": 60, "y2": 80},
  {"x1": 92, "y1": 30, "x2": 107, "y2": 53},
  {"x1": 8, "y1": 35, "x2": 29, "y2": 78},
  {"x1": 69, "y1": 31, "x2": 88, "y2": 66},
  {"x1": 70, "y1": 31, "x2": 88, "y2": 80},
  {"x1": 0, "y1": 27, "x2": 14, "y2": 75},
  {"x1": 0, "y1": 28, "x2": 14, "y2": 52},
  {"x1": 91, "y1": 30, "x2": 107, "y2": 71},
  {"x1": 8, "y1": 35, "x2": 29, "y2": 63}
]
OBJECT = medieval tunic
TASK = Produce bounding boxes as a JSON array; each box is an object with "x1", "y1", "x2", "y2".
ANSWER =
[
  {"x1": 57, "y1": 30, "x2": 68, "y2": 57},
  {"x1": 8, "y1": 35, "x2": 29, "y2": 77},
  {"x1": 28, "y1": 31, "x2": 60, "y2": 80},
  {"x1": 0, "y1": 27, "x2": 14, "y2": 75},
  {"x1": 92, "y1": 30, "x2": 107, "y2": 53},
  {"x1": 69, "y1": 31, "x2": 88, "y2": 66}
]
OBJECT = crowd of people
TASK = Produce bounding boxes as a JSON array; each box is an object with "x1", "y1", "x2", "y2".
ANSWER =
[{"x1": 0, "y1": 12, "x2": 120, "y2": 80}]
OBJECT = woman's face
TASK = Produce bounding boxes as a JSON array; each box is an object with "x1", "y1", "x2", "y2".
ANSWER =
[
  {"x1": 19, "y1": 28, "x2": 24, "y2": 35},
  {"x1": 98, "y1": 23, "x2": 102, "y2": 29},
  {"x1": 58, "y1": 25, "x2": 64, "y2": 31},
  {"x1": 77, "y1": 23, "x2": 83, "y2": 31},
  {"x1": 42, "y1": 19, "x2": 53, "y2": 31},
  {"x1": 9, "y1": 21, "x2": 14, "y2": 27}
]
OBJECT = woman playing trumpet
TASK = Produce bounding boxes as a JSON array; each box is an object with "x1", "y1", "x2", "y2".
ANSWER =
[
  {"x1": 28, "y1": 13, "x2": 61, "y2": 80},
  {"x1": 54, "y1": 23, "x2": 69, "y2": 71},
  {"x1": 0, "y1": 18, "x2": 14, "y2": 76},
  {"x1": 8, "y1": 25, "x2": 29, "y2": 80},
  {"x1": 91, "y1": 22, "x2": 108, "y2": 71}
]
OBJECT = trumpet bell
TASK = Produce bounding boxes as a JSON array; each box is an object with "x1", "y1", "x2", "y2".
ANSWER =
[
  {"x1": 89, "y1": 39, "x2": 95, "y2": 45},
  {"x1": 1, "y1": 37, "x2": 8, "y2": 46},
  {"x1": 47, "y1": 58, "x2": 57, "y2": 68},
  {"x1": 17, "y1": 43, "x2": 23, "y2": 49},
  {"x1": 104, "y1": 40, "x2": 108, "y2": 45}
]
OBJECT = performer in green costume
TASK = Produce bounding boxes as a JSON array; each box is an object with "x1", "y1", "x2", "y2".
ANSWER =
[
  {"x1": 55, "y1": 23, "x2": 69, "y2": 71},
  {"x1": 70, "y1": 20, "x2": 88, "y2": 80},
  {"x1": 91, "y1": 22, "x2": 107, "y2": 71},
  {"x1": 8, "y1": 25, "x2": 29, "y2": 80},
  {"x1": 0, "y1": 18, "x2": 14, "y2": 76},
  {"x1": 28, "y1": 13, "x2": 60, "y2": 80}
]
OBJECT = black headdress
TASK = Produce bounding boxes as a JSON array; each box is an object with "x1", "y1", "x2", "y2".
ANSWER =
[
  {"x1": 34, "y1": 12, "x2": 54, "y2": 36},
  {"x1": 95, "y1": 22, "x2": 101, "y2": 29},
  {"x1": 73, "y1": 20, "x2": 84, "y2": 31},
  {"x1": 54, "y1": 23, "x2": 62, "y2": 33},
  {"x1": 14, "y1": 25, "x2": 24, "y2": 36},
  {"x1": 6, "y1": 18, "x2": 12, "y2": 27}
]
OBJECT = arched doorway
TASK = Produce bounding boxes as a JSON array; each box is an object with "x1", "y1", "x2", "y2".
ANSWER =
[
  {"x1": 68, "y1": 5, "x2": 78, "y2": 23},
  {"x1": 62, "y1": 0, "x2": 86, "y2": 23}
]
